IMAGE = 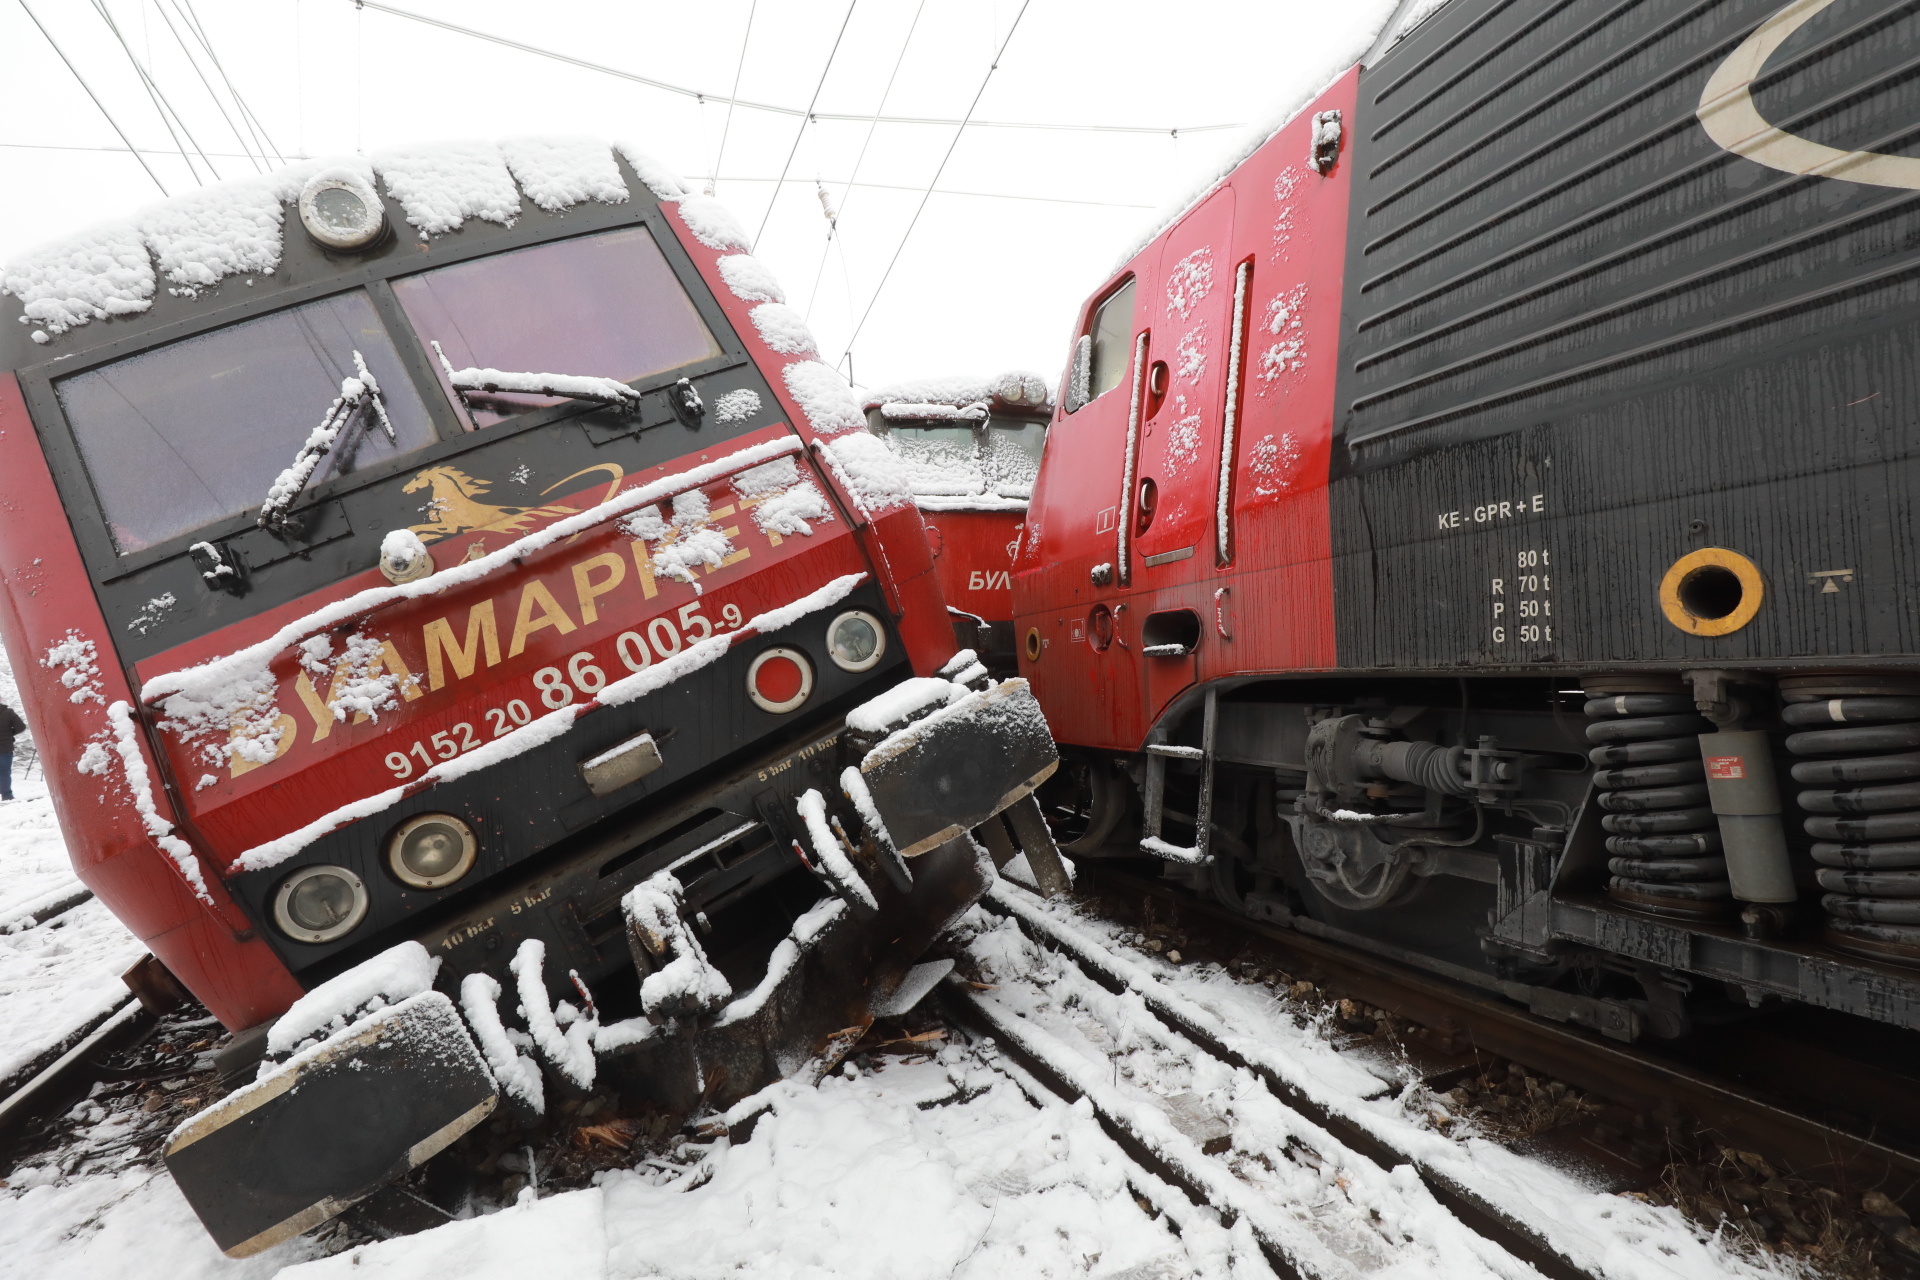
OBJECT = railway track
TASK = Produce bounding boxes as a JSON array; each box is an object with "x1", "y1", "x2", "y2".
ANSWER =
[
  {"x1": 950, "y1": 880, "x2": 1595, "y2": 1280},
  {"x1": 1074, "y1": 866, "x2": 1920, "y2": 1207},
  {"x1": 3, "y1": 861, "x2": 1914, "y2": 1277},
  {"x1": 949, "y1": 879, "x2": 1667, "y2": 1280},
  {"x1": 951, "y1": 865, "x2": 1920, "y2": 1277}
]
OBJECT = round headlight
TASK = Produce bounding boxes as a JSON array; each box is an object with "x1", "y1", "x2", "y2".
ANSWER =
[
  {"x1": 826, "y1": 610, "x2": 887, "y2": 673},
  {"x1": 273, "y1": 865, "x2": 369, "y2": 943},
  {"x1": 748, "y1": 646, "x2": 814, "y2": 713},
  {"x1": 386, "y1": 813, "x2": 477, "y2": 889},
  {"x1": 299, "y1": 170, "x2": 386, "y2": 251}
]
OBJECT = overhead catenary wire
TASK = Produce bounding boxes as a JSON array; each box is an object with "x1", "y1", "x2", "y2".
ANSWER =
[
  {"x1": 149, "y1": 0, "x2": 262, "y2": 172},
  {"x1": 751, "y1": 0, "x2": 858, "y2": 253},
  {"x1": 90, "y1": 0, "x2": 220, "y2": 184},
  {"x1": 174, "y1": 0, "x2": 286, "y2": 165},
  {"x1": 803, "y1": 0, "x2": 927, "y2": 325},
  {"x1": 707, "y1": 0, "x2": 756, "y2": 197},
  {"x1": 15, "y1": 0, "x2": 171, "y2": 196},
  {"x1": 0, "y1": 141, "x2": 1159, "y2": 210},
  {"x1": 354, "y1": 0, "x2": 1240, "y2": 137},
  {"x1": 840, "y1": 0, "x2": 1032, "y2": 369}
]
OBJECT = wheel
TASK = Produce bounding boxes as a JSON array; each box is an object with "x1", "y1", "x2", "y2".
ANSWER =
[{"x1": 1037, "y1": 755, "x2": 1128, "y2": 856}]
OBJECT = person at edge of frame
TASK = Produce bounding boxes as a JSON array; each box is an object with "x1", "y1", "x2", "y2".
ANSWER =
[{"x1": 0, "y1": 699, "x2": 22, "y2": 802}]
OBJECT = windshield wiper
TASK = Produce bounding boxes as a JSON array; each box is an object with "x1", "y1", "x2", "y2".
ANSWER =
[
  {"x1": 257, "y1": 350, "x2": 393, "y2": 534},
  {"x1": 431, "y1": 341, "x2": 642, "y2": 411}
]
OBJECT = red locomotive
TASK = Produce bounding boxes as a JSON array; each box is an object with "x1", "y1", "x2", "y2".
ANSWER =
[
  {"x1": 1018, "y1": 1, "x2": 1920, "y2": 1045},
  {"x1": 862, "y1": 373, "x2": 1051, "y2": 677},
  {"x1": 0, "y1": 138, "x2": 1060, "y2": 1254}
]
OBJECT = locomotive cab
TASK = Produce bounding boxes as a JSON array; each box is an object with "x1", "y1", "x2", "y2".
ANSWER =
[
  {"x1": 861, "y1": 371, "x2": 1052, "y2": 679},
  {"x1": 0, "y1": 139, "x2": 1061, "y2": 1255}
]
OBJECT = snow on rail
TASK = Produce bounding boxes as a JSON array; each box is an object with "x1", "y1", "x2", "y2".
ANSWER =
[
  {"x1": 230, "y1": 572, "x2": 866, "y2": 872},
  {"x1": 951, "y1": 973, "x2": 1529, "y2": 1280},
  {"x1": 981, "y1": 881, "x2": 1795, "y2": 1280},
  {"x1": 0, "y1": 772, "x2": 145, "y2": 1090}
]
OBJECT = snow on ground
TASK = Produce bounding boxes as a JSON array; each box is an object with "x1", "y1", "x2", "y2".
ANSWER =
[
  {"x1": 286, "y1": 1051, "x2": 1231, "y2": 1280},
  {"x1": 962, "y1": 887, "x2": 1810, "y2": 1280},
  {"x1": 0, "y1": 1165, "x2": 323, "y2": 1279},
  {"x1": 0, "y1": 772, "x2": 146, "y2": 1086},
  {"x1": 0, "y1": 775, "x2": 83, "y2": 923}
]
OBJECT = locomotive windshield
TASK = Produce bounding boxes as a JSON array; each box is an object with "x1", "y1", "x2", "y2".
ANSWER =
[
  {"x1": 984, "y1": 419, "x2": 1046, "y2": 485},
  {"x1": 393, "y1": 225, "x2": 721, "y2": 429},
  {"x1": 56, "y1": 290, "x2": 436, "y2": 554}
]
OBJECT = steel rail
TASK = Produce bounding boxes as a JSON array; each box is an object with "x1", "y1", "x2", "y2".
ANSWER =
[
  {"x1": 971, "y1": 880, "x2": 1592, "y2": 1280},
  {"x1": 1079, "y1": 865, "x2": 1920, "y2": 1204},
  {"x1": 0, "y1": 998, "x2": 153, "y2": 1149}
]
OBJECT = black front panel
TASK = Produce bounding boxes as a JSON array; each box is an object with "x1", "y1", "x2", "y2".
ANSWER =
[
  {"x1": 1331, "y1": 0, "x2": 1920, "y2": 671},
  {"x1": 235, "y1": 582, "x2": 906, "y2": 986}
]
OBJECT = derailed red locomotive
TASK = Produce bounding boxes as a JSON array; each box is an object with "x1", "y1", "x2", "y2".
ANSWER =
[
  {"x1": 1018, "y1": 0, "x2": 1920, "y2": 1049},
  {"x1": 0, "y1": 137, "x2": 1060, "y2": 1254}
]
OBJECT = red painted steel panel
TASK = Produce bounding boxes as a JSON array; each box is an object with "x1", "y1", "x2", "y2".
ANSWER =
[
  {"x1": 1013, "y1": 70, "x2": 1357, "y2": 751},
  {"x1": 921, "y1": 509, "x2": 1024, "y2": 626},
  {"x1": 657, "y1": 208, "x2": 953, "y2": 678},
  {"x1": 0, "y1": 372, "x2": 304, "y2": 1030}
]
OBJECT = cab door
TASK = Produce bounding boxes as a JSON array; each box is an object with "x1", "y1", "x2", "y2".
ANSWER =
[{"x1": 1132, "y1": 189, "x2": 1236, "y2": 571}]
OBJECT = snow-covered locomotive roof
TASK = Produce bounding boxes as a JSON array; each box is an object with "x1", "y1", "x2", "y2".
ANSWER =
[
  {"x1": 1106, "y1": 0, "x2": 1451, "y2": 273},
  {"x1": 862, "y1": 371, "x2": 1053, "y2": 423},
  {"x1": 1, "y1": 136, "x2": 691, "y2": 344}
]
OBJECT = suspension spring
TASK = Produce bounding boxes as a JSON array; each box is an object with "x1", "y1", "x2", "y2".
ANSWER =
[
  {"x1": 1584, "y1": 680, "x2": 1731, "y2": 918},
  {"x1": 1781, "y1": 677, "x2": 1920, "y2": 966}
]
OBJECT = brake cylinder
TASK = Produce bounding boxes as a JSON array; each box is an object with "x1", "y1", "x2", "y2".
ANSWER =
[{"x1": 1696, "y1": 728, "x2": 1796, "y2": 904}]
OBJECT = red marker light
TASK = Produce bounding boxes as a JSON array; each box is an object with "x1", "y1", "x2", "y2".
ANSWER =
[{"x1": 747, "y1": 647, "x2": 813, "y2": 713}]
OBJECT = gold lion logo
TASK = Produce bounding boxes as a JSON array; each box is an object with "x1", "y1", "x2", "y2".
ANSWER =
[{"x1": 404, "y1": 462, "x2": 626, "y2": 544}]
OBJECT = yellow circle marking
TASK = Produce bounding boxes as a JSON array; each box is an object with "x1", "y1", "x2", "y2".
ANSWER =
[
  {"x1": 1025, "y1": 627, "x2": 1042, "y2": 662},
  {"x1": 1659, "y1": 547, "x2": 1765, "y2": 636}
]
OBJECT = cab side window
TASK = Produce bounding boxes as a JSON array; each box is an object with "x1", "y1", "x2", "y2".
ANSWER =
[{"x1": 1085, "y1": 278, "x2": 1137, "y2": 403}]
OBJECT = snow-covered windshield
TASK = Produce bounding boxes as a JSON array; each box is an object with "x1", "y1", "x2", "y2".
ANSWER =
[
  {"x1": 393, "y1": 225, "x2": 721, "y2": 430},
  {"x1": 56, "y1": 291, "x2": 437, "y2": 554},
  {"x1": 983, "y1": 420, "x2": 1045, "y2": 494},
  {"x1": 882, "y1": 419, "x2": 1045, "y2": 499}
]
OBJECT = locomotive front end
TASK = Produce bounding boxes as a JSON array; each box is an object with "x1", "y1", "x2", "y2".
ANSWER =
[{"x1": 0, "y1": 139, "x2": 1060, "y2": 1255}]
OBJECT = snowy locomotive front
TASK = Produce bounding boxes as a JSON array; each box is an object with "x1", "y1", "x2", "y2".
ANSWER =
[{"x1": 0, "y1": 137, "x2": 1062, "y2": 1255}]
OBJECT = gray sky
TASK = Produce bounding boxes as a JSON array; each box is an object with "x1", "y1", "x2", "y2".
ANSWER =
[{"x1": 1, "y1": 0, "x2": 1401, "y2": 392}]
